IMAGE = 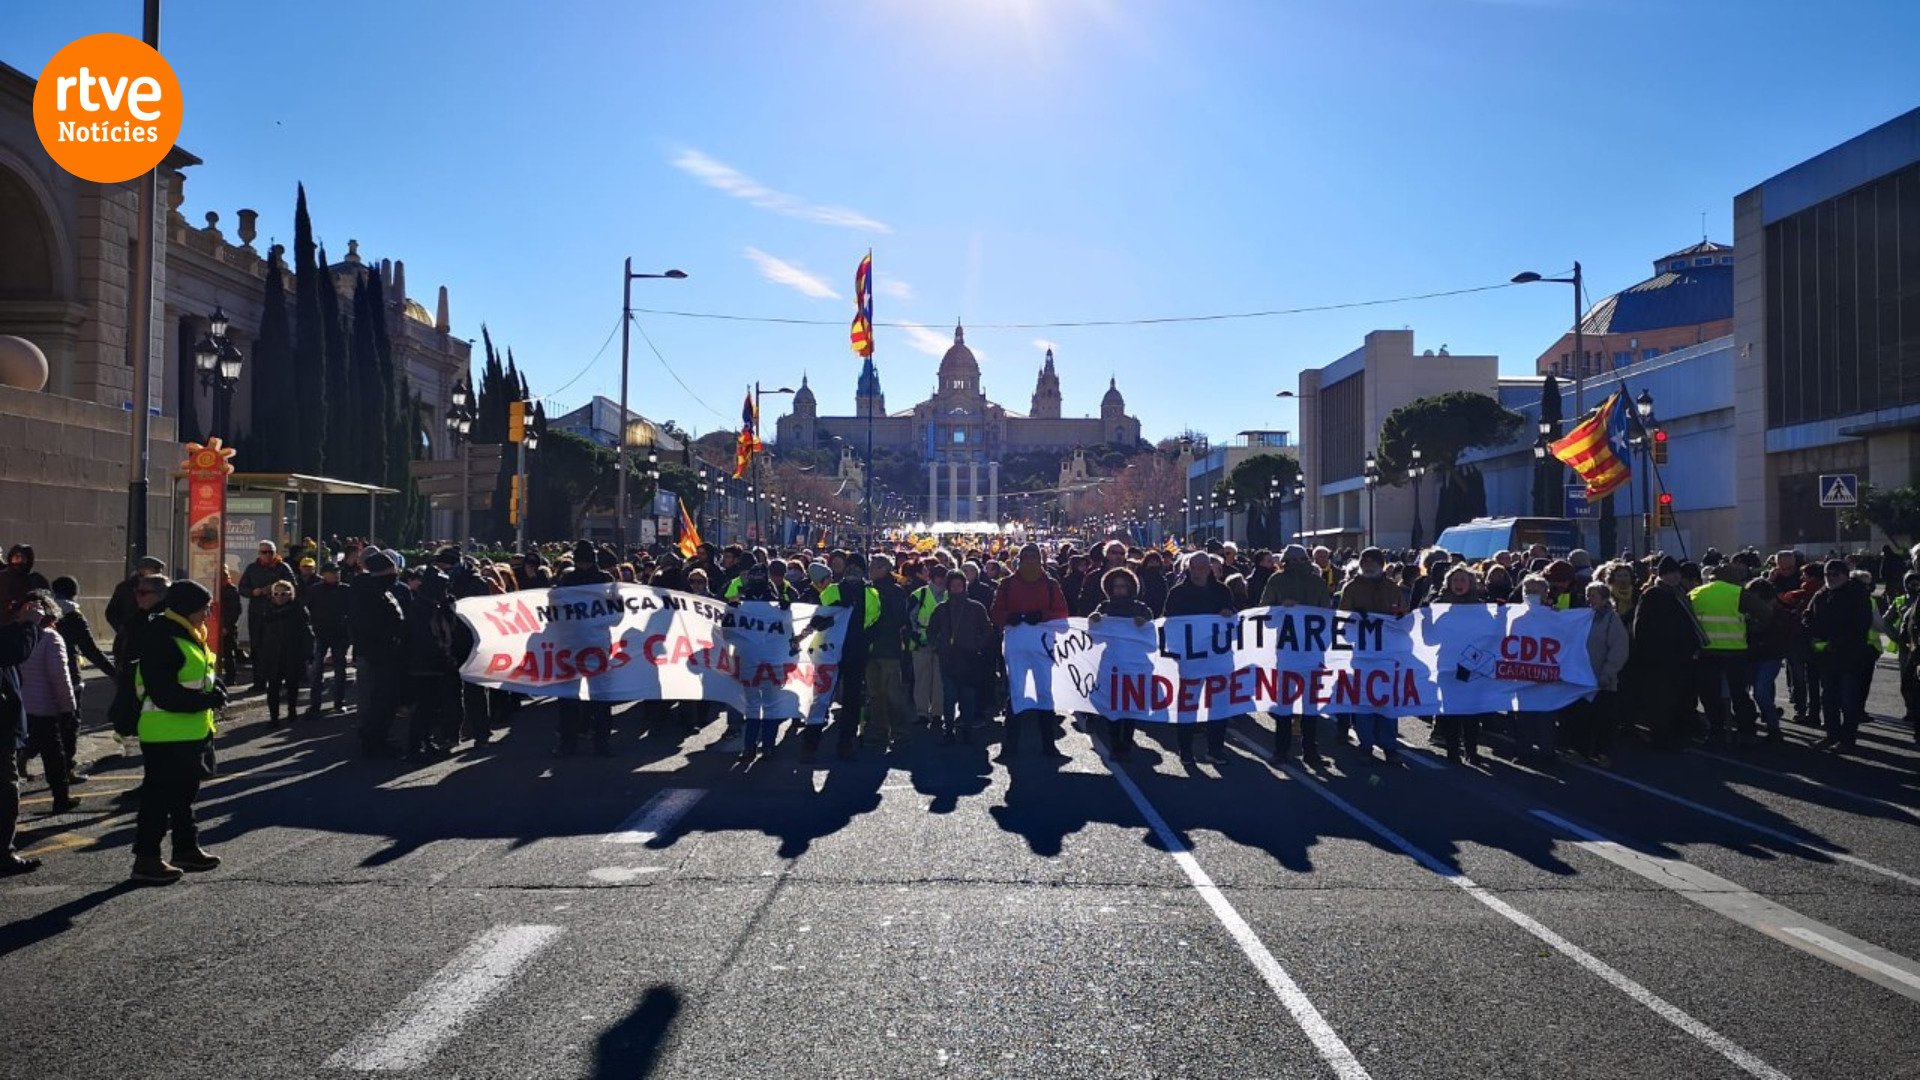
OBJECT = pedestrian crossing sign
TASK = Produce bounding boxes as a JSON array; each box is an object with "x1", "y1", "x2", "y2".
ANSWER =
[{"x1": 1818, "y1": 473, "x2": 1858, "y2": 508}]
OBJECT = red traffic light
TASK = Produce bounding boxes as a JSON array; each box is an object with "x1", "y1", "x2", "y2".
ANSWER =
[
  {"x1": 1653, "y1": 429, "x2": 1668, "y2": 443},
  {"x1": 1658, "y1": 492, "x2": 1674, "y2": 506}
]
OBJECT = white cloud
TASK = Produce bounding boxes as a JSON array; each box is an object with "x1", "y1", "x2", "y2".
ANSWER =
[
  {"x1": 673, "y1": 149, "x2": 891, "y2": 233},
  {"x1": 744, "y1": 248, "x2": 839, "y2": 300},
  {"x1": 875, "y1": 275, "x2": 914, "y2": 301},
  {"x1": 1033, "y1": 338, "x2": 1061, "y2": 354},
  {"x1": 896, "y1": 321, "x2": 952, "y2": 357}
]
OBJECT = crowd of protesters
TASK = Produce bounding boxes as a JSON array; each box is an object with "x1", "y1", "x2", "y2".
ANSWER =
[{"x1": 3, "y1": 529, "x2": 1917, "y2": 884}]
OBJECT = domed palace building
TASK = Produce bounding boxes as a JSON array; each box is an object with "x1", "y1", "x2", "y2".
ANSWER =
[{"x1": 775, "y1": 323, "x2": 1139, "y2": 521}]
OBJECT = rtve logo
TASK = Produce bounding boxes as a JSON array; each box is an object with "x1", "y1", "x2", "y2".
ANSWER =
[{"x1": 32, "y1": 33, "x2": 183, "y2": 184}]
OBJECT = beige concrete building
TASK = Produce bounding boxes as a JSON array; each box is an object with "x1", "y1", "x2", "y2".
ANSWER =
[{"x1": 1297, "y1": 330, "x2": 1498, "y2": 550}]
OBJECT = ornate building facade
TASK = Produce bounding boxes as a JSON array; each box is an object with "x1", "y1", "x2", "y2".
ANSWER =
[{"x1": 774, "y1": 323, "x2": 1140, "y2": 521}]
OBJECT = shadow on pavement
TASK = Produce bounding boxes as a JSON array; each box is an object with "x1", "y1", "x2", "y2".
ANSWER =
[{"x1": 591, "y1": 984, "x2": 682, "y2": 1080}]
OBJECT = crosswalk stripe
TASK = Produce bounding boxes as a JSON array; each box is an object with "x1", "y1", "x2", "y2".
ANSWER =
[
  {"x1": 326, "y1": 924, "x2": 562, "y2": 1072},
  {"x1": 1531, "y1": 810, "x2": 1920, "y2": 1004},
  {"x1": 604, "y1": 787, "x2": 707, "y2": 844}
]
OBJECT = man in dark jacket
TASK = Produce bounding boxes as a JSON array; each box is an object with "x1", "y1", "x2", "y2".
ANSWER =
[
  {"x1": 0, "y1": 602, "x2": 43, "y2": 874},
  {"x1": 434, "y1": 546, "x2": 493, "y2": 745},
  {"x1": 0, "y1": 545, "x2": 49, "y2": 616},
  {"x1": 1165, "y1": 551, "x2": 1239, "y2": 765},
  {"x1": 862, "y1": 554, "x2": 913, "y2": 752},
  {"x1": 237, "y1": 541, "x2": 295, "y2": 685},
  {"x1": 304, "y1": 563, "x2": 351, "y2": 714},
  {"x1": 928, "y1": 569, "x2": 992, "y2": 744},
  {"x1": 349, "y1": 550, "x2": 407, "y2": 756},
  {"x1": 1804, "y1": 558, "x2": 1874, "y2": 752},
  {"x1": 556, "y1": 542, "x2": 616, "y2": 756},
  {"x1": 1632, "y1": 556, "x2": 1703, "y2": 747},
  {"x1": 106, "y1": 555, "x2": 167, "y2": 637}
]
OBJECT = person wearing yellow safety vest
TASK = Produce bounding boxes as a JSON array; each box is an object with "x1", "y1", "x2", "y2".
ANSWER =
[
  {"x1": 906, "y1": 566, "x2": 947, "y2": 729},
  {"x1": 1800, "y1": 559, "x2": 1873, "y2": 752},
  {"x1": 1890, "y1": 571, "x2": 1920, "y2": 741},
  {"x1": 130, "y1": 580, "x2": 228, "y2": 885},
  {"x1": 1687, "y1": 562, "x2": 1761, "y2": 746},
  {"x1": 800, "y1": 554, "x2": 879, "y2": 763}
]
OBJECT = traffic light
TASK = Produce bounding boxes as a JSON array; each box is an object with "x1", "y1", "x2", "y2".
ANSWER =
[
  {"x1": 508, "y1": 400, "x2": 526, "y2": 443},
  {"x1": 1655, "y1": 491, "x2": 1675, "y2": 528},
  {"x1": 1650, "y1": 428, "x2": 1668, "y2": 465},
  {"x1": 508, "y1": 474, "x2": 523, "y2": 524}
]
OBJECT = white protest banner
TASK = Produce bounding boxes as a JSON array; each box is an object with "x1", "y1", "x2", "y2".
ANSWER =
[
  {"x1": 456, "y1": 586, "x2": 846, "y2": 721},
  {"x1": 1005, "y1": 603, "x2": 1596, "y2": 723}
]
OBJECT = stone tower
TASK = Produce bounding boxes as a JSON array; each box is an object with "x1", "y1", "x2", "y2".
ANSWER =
[
  {"x1": 855, "y1": 356, "x2": 885, "y2": 418},
  {"x1": 1030, "y1": 349, "x2": 1062, "y2": 419}
]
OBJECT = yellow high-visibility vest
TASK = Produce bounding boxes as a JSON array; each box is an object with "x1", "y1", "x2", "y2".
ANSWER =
[{"x1": 1688, "y1": 581, "x2": 1746, "y2": 653}]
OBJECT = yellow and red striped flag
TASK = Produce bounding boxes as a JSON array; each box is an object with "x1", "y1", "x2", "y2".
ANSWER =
[
  {"x1": 732, "y1": 387, "x2": 763, "y2": 479},
  {"x1": 676, "y1": 498, "x2": 702, "y2": 559},
  {"x1": 1550, "y1": 390, "x2": 1634, "y2": 499},
  {"x1": 849, "y1": 251, "x2": 874, "y2": 358}
]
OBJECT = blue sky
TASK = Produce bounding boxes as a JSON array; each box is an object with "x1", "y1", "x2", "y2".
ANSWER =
[{"x1": 6, "y1": 0, "x2": 1918, "y2": 442}]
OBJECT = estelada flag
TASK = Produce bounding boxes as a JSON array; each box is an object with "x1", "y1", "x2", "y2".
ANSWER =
[
  {"x1": 850, "y1": 251, "x2": 874, "y2": 358},
  {"x1": 676, "y1": 498, "x2": 702, "y2": 559},
  {"x1": 733, "y1": 388, "x2": 763, "y2": 479},
  {"x1": 816, "y1": 528, "x2": 828, "y2": 550},
  {"x1": 1550, "y1": 389, "x2": 1634, "y2": 499}
]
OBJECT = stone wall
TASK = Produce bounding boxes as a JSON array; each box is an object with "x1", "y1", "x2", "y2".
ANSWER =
[{"x1": 0, "y1": 382, "x2": 180, "y2": 625}]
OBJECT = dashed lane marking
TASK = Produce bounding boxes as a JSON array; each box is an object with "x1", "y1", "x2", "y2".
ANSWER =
[
  {"x1": 326, "y1": 924, "x2": 563, "y2": 1072},
  {"x1": 603, "y1": 787, "x2": 707, "y2": 845}
]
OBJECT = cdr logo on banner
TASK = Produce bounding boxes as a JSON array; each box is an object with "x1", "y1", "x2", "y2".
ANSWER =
[{"x1": 32, "y1": 33, "x2": 182, "y2": 184}]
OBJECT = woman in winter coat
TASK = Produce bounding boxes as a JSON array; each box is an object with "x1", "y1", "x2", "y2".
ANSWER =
[
  {"x1": 1087, "y1": 567, "x2": 1155, "y2": 760},
  {"x1": 255, "y1": 580, "x2": 313, "y2": 726},
  {"x1": 1567, "y1": 581, "x2": 1630, "y2": 765},
  {"x1": 1423, "y1": 564, "x2": 1487, "y2": 763},
  {"x1": 928, "y1": 569, "x2": 994, "y2": 744},
  {"x1": 19, "y1": 593, "x2": 78, "y2": 813}
]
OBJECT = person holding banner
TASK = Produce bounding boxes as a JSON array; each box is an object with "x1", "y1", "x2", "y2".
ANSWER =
[
  {"x1": 555, "y1": 542, "x2": 617, "y2": 757},
  {"x1": 1423, "y1": 564, "x2": 1487, "y2": 765},
  {"x1": 1259, "y1": 545, "x2": 1332, "y2": 766},
  {"x1": 1163, "y1": 552, "x2": 1238, "y2": 766},
  {"x1": 1336, "y1": 547, "x2": 1406, "y2": 766},
  {"x1": 990, "y1": 545, "x2": 1070, "y2": 761},
  {"x1": 804, "y1": 554, "x2": 877, "y2": 762},
  {"x1": 1087, "y1": 566, "x2": 1155, "y2": 760}
]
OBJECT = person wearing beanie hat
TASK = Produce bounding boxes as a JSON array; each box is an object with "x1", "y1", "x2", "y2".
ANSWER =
[
  {"x1": 348, "y1": 545, "x2": 407, "y2": 758},
  {"x1": 1805, "y1": 557, "x2": 1875, "y2": 752},
  {"x1": 1631, "y1": 550, "x2": 1704, "y2": 748},
  {"x1": 129, "y1": 576, "x2": 226, "y2": 883}
]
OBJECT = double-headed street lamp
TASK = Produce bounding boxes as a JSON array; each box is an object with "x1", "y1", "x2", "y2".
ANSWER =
[
  {"x1": 1363, "y1": 448, "x2": 1380, "y2": 548},
  {"x1": 1634, "y1": 388, "x2": 1656, "y2": 556},
  {"x1": 445, "y1": 377, "x2": 477, "y2": 545},
  {"x1": 1533, "y1": 415, "x2": 1562, "y2": 517},
  {"x1": 193, "y1": 305, "x2": 245, "y2": 442},
  {"x1": 1408, "y1": 444, "x2": 1428, "y2": 549},
  {"x1": 616, "y1": 260, "x2": 688, "y2": 552}
]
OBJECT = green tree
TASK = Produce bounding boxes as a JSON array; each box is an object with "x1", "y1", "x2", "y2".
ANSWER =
[
  {"x1": 1376, "y1": 391, "x2": 1525, "y2": 483},
  {"x1": 246, "y1": 246, "x2": 297, "y2": 469},
  {"x1": 1843, "y1": 484, "x2": 1920, "y2": 546},
  {"x1": 291, "y1": 185, "x2": 327, "y2": 473}
]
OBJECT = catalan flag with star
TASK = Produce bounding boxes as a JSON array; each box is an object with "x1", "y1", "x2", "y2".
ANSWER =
[
  {"x1": 849, "y1": 250, "x2": 874, "y2": 358},
  {"x1": 733, "y1": 387, "x2": 762, "y2": 479},
  {"x1": 1550, "y1": 389, "x2": 1634, "y2": 499},
  {"x1": 676, "y1": 497, "x2": 702, "y2": 559}
]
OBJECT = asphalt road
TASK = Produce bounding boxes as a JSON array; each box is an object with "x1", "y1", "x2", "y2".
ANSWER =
[{"x1": 3, "y1": 674, "x2": 1917, "y2": 1080}]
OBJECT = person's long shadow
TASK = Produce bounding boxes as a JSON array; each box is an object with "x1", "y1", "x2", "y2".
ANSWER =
[
  {"x1": 0, "y1": 881, "x2": 140, "y2": 956},
  {"x1": 590, "y1": 984, "x2": 681, "y2": 1080}
]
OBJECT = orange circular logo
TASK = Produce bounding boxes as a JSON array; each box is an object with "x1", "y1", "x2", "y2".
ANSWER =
[{"x1": 32, "y1": 33, "x2": 182, "y2": 183}]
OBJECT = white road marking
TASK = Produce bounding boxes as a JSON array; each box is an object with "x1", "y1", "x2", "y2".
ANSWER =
[
  {"x1": 1683, "y1": 748, "x2": 1920, "y2": 825},
  {"x1": 603, "y1": 788, "x2": 707, "y2": 844},
  {"x1": 589, "y1": 866, "x2": 666, "y2": 883},
  {"x1": 1531, "y1": 810, "x2": 1920, "y2": 1004},
  {"x1": 1569, "y1": 761, "x2": 1920, "y2": 888},
  {"x1": 327, "y1": 924, "x2": 563, "y2": 1071},
  {"x1": 1100, "y1": 744, "x2": 1372, "y2": 1080},
  {"x1": 1227, "y1": 730, "x2": 1793, "y2": 1080},
  {"x1": 1778, "y1": 927, "x2": 1920, "y2": 994}
]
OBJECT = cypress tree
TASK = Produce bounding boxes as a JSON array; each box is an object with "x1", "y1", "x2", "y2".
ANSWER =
[
  {"x1": 291, "y1": 185, "x2": 327, "y2": 473},
  {"x1": 362, "y1": 269, "x2": 392, "y2": 488},
  {"x1": 249, "y1": 246, "x2": 296, "y2": 470}
]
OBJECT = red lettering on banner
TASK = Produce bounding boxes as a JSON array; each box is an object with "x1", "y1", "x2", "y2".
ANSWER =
[
  {"x1": 1495, "y1": 660, "x2": 1560, "y2": 683},
  {"x1": 1334, "y1": 669, "x2": 1360, "y2": 704},
  {"x1": 1178, "y1": 678, "x2": 1201, "y2": 713},
  {"x1": 1281, "y1": 671, "x2": 1306, "y2": 704},
  {"x1": 1152, "y1": 676, "x2": 1174, "y2": 711},
  {"x1": 1202, "y1": 674, "x2": 1228, "y2": 708},
  {"x1": 644, "y1": 634, "x2": 668, "y2": 664},
  {"x1": 486, "y1": 653, "x2": 512, "y2": 674},
  {"x1": 1365, "y1": 669, "x2": 1391, "y2": 707},
  {"x1": 1310, "y1": 669, "x2": 1331, "y2": 704},
  {"x1": 1254, "y1": 666, "x2": 1279, "y2": 704}
]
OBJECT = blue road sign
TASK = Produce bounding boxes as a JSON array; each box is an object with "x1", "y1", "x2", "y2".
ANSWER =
[
  {"x1": 1818, "y1": 473, "x2": 1859, "y2": 508},
  {"x1": 1565, "y1": 485, "x2": 1595, "y2": 519}
]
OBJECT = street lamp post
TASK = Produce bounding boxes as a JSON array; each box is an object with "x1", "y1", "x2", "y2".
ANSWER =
[
  {"x1": 1291, "y1": 478, "x2": 1306, "y2": 545},
  {"x1": 1408, "y1": 444, "x2": 1427, "y2": 549},
  {"x1": 1363, "y1": 448, "x2": 1379, "y2": 548},
  {"x1": 1636, "y1": 389, "x2": 1656, "y2": 557},
  {"x1": 514, "y1": 420, "x2": 539, "y2": 553},
  {"x1": 754, "y1": 383, "x2": 795, "y2": 545},
  {"x1": 192, "y1": 305, "x2": 245, "y2": 442},
  {"x1": 617, "y1": 258, "x2": 687, "y2": 552},
  {"x1": 445, "y1": 377, "x2": 476, "y2": 546},
  {"x1": 1513, "y1": 262, "x2": 1586, "y2": 418}
]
